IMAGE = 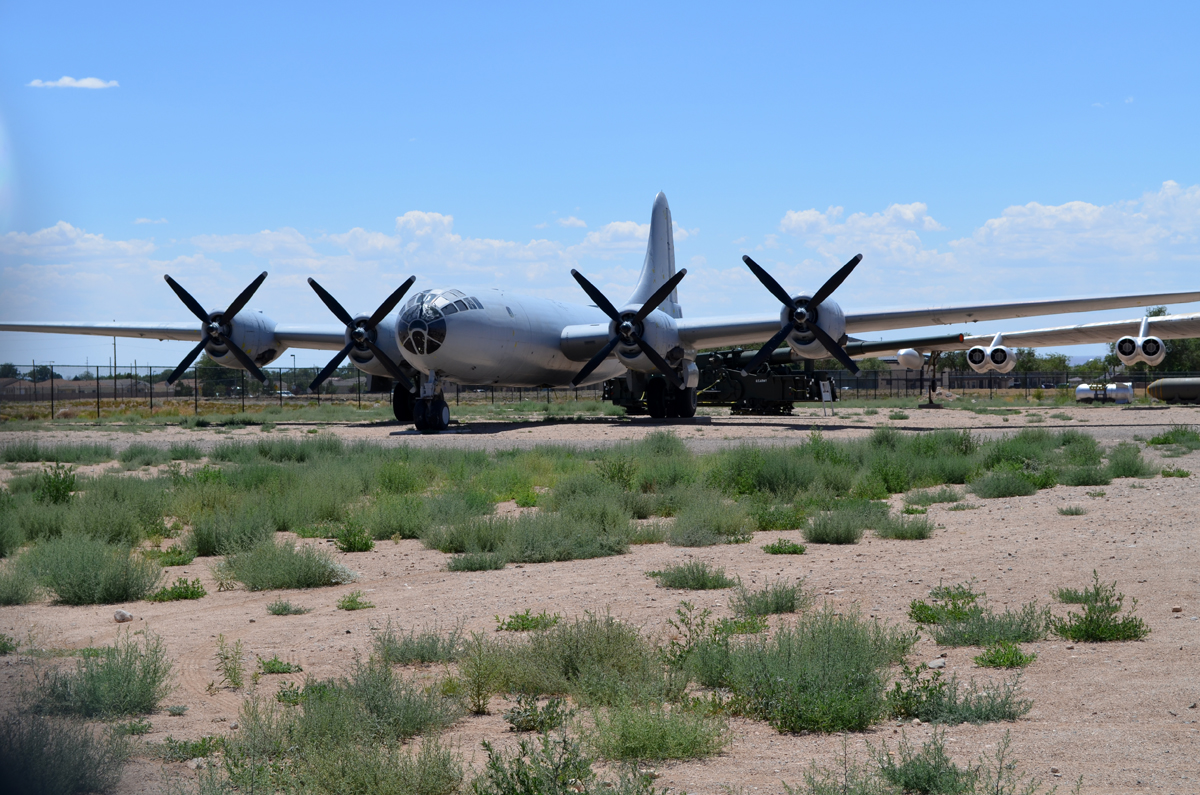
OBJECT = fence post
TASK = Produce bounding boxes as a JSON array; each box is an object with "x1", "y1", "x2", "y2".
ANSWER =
[
  {"x1": 149, "y1": 365, "x2": 154, "y2": 414},
  {"x1": 50, "y1": 365, "x2": 55, "y2": 419},
  {"x1": 194, "y1": 368, "x2": 199, "y2": 416},
  {"x1": 96, "y1": 370, "x2": 101, "y2": 419},
  {"x1": 241, "y1": 370, "x2": 246, "y2": 413}
]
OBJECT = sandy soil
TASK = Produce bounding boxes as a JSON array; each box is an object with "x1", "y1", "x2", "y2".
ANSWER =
[{"x1": 2, "y1": 405, "x2": 1199, "y2": 794}]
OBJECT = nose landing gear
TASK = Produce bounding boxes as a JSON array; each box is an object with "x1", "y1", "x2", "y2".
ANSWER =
[{"x1": 413, "y1": 397, "x2": 450, "y2": 431}]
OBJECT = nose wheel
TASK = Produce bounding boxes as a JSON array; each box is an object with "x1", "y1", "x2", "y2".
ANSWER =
[
  {"x1": 413, "y1": 396, "x2": 450, "y2": 432},
  {"x1": 645, "y1": 378, "x2": 698, "y2": 419}
]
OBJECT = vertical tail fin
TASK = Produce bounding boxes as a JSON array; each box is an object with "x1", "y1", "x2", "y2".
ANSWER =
[{"x1": 627, "y1": 192, "x2": 682, "y2": 318}]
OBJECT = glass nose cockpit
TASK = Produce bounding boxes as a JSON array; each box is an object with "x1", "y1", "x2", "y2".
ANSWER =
[{"x1": 398, "y1": 289, "x2": 484, "y2": 356}]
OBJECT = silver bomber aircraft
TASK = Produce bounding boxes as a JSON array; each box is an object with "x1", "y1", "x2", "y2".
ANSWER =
[{"x1": 4, "y1": 192, "x2": 1200, "y2": 430}]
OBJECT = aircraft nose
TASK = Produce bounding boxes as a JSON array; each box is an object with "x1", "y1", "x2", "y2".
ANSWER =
[{"x1": 400, "y1": 315, "x2": 447, "y2": 357}]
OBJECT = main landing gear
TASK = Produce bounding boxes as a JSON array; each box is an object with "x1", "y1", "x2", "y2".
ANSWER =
[
  {"x1": 645, "y1": 379, "x2": 698, "y2": 419},
  {"x1": 393, "y1": 373, "x2": 451, "y2": 431}
]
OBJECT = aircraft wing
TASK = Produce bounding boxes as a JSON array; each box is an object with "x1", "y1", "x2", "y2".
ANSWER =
[
  {"x1": 673, "y1": 289, "x2": 1200, "y2": 350},
  {"x1": 842, "y1": 291, "x2": 1200, "y2": 334},
  {"x1": 0, "y1": 321, "x2": 348, "y2": 352},
  {"x1": 945, "y1": 312, "x2": 1200, "y2": 351}
]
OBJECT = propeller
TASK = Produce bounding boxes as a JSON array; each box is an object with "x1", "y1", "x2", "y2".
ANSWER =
[
  {"x1": 164, "y1": 272, "x2": 269, "y2": 385},
  {"x1": 569, "y1": 268, "x2": 688, "y2": 388},
  {"x1": 306, "y1": 276, "x2": 418, "y2": 393},
  {"x1": 739, "y1": 254, "x2": 863, "y2": 375}
]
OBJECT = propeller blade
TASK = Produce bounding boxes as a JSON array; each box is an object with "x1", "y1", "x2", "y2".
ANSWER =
[
  {"x1": 367, "y1": 275, "x2": 417, "y2": 329},
  {"x1": 809, "y1": 321, "x2": 860, "y2": 375},
  {"x1": 570, "y1": 336, "x2": 622, "y2": 387},
  {"x1": 216, "y1": 333, "x2": 267, "y2": 382},
  {"x1": 166, "y1": 335, "x2": 211, "y2": 385},
  {"x1": 633, "y1": 268, "x2": 687, "y2": 323},
  {"x1": 808, "y1": 254, "x2": 862, "y2": 309},
  {"x1": 310, "y1": 344, "x2": 353, "y2": 391},
  {"x1": 632, "y1": 333, "x2": 684, "y2": 390},
  {"x1": 163, "y1": 275, "x2": 212, "y2": 324},
  {"x1": 739, "y1": 323, "x2": 795, "y2": 375},
  {"x1": 570, "y1": 270, "x2": 621, "y2": 321},
  {"x1": 307, "y1": 278, "x2": 356, "y2": 327},
  {"x1": 742, "y1": 255, "x2": 797, "y2": 310},
  {"x1": 223, "y1": 271, "x2": 268, "y2": 321},
  {"x1": 362, "y1": 338, "x2": 415, "y2": 392}
]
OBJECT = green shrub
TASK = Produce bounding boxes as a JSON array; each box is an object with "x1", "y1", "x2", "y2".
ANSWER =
[
  {"x1": 21, "y1": 534, "x2": 162, "y2": 605},
  {"x1": 118, "y1": 443, "x2": 168, "y2": 468},
  {"x1": 224, "y1": 540, "x2": 354, "y2": 591},
  {"x1": 368, "y1": 493, "x2": 430, "y2": 539},
  {"x1": 974, "y1": 641, "x2": 1037, "y2": 668},
  {"x1": 748, "y1": 501, "x2": 807, "y2": 532},
  {"x1": 309, "y1": 657, "x2": 461, "y2": 742},
  {"x1": 167, "y1": 442, "x2": 203, "y2": 460},
  {"x1": 592, "y1": 702, "x2": 729, "y2": 761},
  {"x1": 497, "y1": 609, "x2": 561, "y2": 632},
  {"x1": 335, "y1": 519, "x2": 375, "y2": 552},
  {"x1": 1051, "y1": 572, "x2": 1149, "y2": 642},
  {"x1": 0, "y1": 511, "x2": 22, "y2": 558},
  {"x1": 215, "y1": 634, "x2": 245, "y2": 689},
  {"x1": 1105, "y1": 442, "x2": 1154, "y2": 478},
  {"x1": 874, "y1": 514, "x2": 933, "y2": 540},
  {"x1": 146, "y1": 577, "x2": 206, "y2": 602},
  {"x1": 647, "y1": 561, "x2": 735, "y2": 590},
  {"x1": 669, "y1": 493, "x2": 751, "y2": 546},
  {"x1": 904, "y1": 486, "x2": 960, "y2": 506},
  {"x1": 1162, "y1": 466, "x2": 1191, "y2": 478},
  {"x1": 1059, "y1": 466, "x2": 1111, "y2": 487},
  {"x1": 0, "y1": 713, "x2": 129, "y2": 795},
  {"x1": 34, "y1": 463, "x2": 76, "y2": 505},
  {"x1": 0, "y1": 633, "x2": 17, "y2": 655},
  {"x1": 887, "y1": 666, "x2": 1032, "y2": 724},
  {"x1": 373, "y1": 619, "x2": 462, "y2": 664},
  {"x1": 33, "y1": 631, "x2": 173, "y2": 718},
  {"x1": 449, "y1": 552, "x2": 507, "y2": 571},
  {"x1": 931, "y1": 602, "x2": 1051, "y2": 647},
  {"x1": 267, "y1": 598, "x2": 311, "y2": 615},
  {"x1": 970, "y1": 469, "x2": 1039, "y2": 499},
  {"x1": 0, "y1": 564, "x2": 41, "y2": 605},
  {"x1": 503, "y1": 693, "x2": 572, "y2": 733},
  {"x1": 378, "y1": 460, "x2": 436, "y2": 494},
  {"x1": 338, "y1": 590, "x2": 375, "y2": 610},
  {"x1": 725, "y1": 606, "x2": 916, "y2": 733},
  {"x1": 190, "y1": 510, "x2": 274, "y2": 556},
  {"x1": 259, "y1": 655, "x2": 302, "y2": 674},
  {"x1": 803, "y1": 502, "x2": 889, "y2": 545},
  {"x1": 888, "y1": 411, "x2": 909, "y2": 420},
  {"x1": 731, "y1": 579, "x2": 808, "y2": 616},
  {"x1": 1, "y1": 441, "x2": 114, "y2": 464},
  {"x1": 1057, "y1": 506, "x2": 1086, "y2": 516},
  {"x1": 473, "y1": 733, "x2": 593, "y2": 795},
  {"x1": 872, "y1": 729, "x2": 977, "y2": 794},
  {"x1": 1148, "y1": 423, "x2": 1200, "y2": 448},
  {"x1": 152, "y1": 546, "x2": 195, "y2": 567},
  {"x1": 761, "y1": 537, "x2": 806, "y2": 555},
  {"x1": 303, "y1": 736, "x2": 463, "y2": 795}
]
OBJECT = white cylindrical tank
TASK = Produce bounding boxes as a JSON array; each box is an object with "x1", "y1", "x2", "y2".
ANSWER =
[{"x1": 1075, "y1": 382, "x2": 1134, "y2": 404}]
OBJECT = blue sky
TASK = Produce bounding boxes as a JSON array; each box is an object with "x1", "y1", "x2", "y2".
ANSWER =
[{"x1": 2, "y1": 2, "x2": 1199, "y2": 369}]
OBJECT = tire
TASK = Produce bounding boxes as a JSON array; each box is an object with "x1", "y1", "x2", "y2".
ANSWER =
[
  {"x1": 674, "y1": 387, "x2": 698, "y2": 418},
  {"x1": 412, "y1": 399, "x2": 429, "y2": 430},
  {"x1": 646, "y1": 379, "x2": 667, "y2": 419},
  {"x1": 430, "y1": 398, "x2": 451, "y2": 431},
  {"x1": 392, "y1": 384, "x2": 415, "y2": 422}
]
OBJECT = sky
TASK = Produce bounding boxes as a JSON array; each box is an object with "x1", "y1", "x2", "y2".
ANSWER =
[{"x1": 1, "y1": 2, "x2": 1199, "y2": 371}]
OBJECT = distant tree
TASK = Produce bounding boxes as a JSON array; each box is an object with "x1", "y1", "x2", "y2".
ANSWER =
[
  {"x1": 940, "y1": 351, "x2": 968, "y2": 372},
  {"x1": 27, "y1": 364, "x2": 61, "y2": 382},
  {"x1": 0, "y1": 363, "x2": 19, "y2": 379},
  {"x1": 1015, "y1": 348, "x2": 1038, "y2": 371}
]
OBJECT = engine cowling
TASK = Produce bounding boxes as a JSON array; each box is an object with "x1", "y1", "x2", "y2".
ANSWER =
[
  {"x1": 206, "y1": 310, "x2": 283, "y2": 370},
  {"x1": 1116, "y1": 335, "x2": 1166, "y2": 367},
  {"x1": 347, "y1": 315, "x2": 416, "y2": 379},
  {"x1": 782, "y1": 296, "x2": 847, "y2": 360},
  {"x1": 896, "y1": 349, "x2": 924, "y2": 370},
  {"x1": 966, "y1": 344, "x2": 1016, "y2": 374}
]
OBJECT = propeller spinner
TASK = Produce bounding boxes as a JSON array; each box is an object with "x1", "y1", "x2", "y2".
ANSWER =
[
  {"x1": 569, "y1": 268, "x2": 688, "y2": 388},
  {"x1": 163, "y1": 271, "x2": 269, "y2": 385},
  {"x1": 739, "y1": 254, "x2": 863, "y2": 376},
  {"x1": 306, "y1": 276, "x2": 418, "y2": 393}
]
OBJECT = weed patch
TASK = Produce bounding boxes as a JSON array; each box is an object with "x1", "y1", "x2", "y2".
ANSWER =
[
  {"x1": 647, "y1": 561, "x2": 735, "y2": 590},
  {"x1": 448, "y1": 551, "x2": 507, "y2": 571},
  {"x1": 1057, "y1": 506, "x2": 1086, "y2": 516},
  {"x1": 267, "y1": 598, "x2": 311, "y2": 615},
  {"x1": 497, "y1": 609, "x2": 562, "y2": 632},
  {"x1": 0, "y1": 564, "x2": 41, "y2": 605},
  {"x1": 335, "y1": 519, "x2": 375, "y2": 552},
  {"x1": 887, "y1": 666, "x2": 1032, "y2": 724},
  {"x1": 1105, "y1": 442, "x2": 1154, "y2": 478},
  {"x1": 1051, "y1": 572, "x2": 1149, "y2": 642},
  {"x1": 259, "y1": 655, "x2": 302, "y2": 674},
  {"x1": 503, "y1": 693, "x2": 572, "y2": 733},
  {"x1": 337, "y1": 590, "x2": 375, "y2": 610},
  {"x1": 931, "y1": 602, "x2": 1050, "y2": 647},
  {"x1": 0, "y1": 713, "x2": 129, "y2": 795},
  {"x1": 974, "y1": 641, "x2": 1037, "y2": 668},
  {"x1": 761, "y1": 538, "x2": 806, "y2": 555},
  {"x1": 21, "y1": 534, "x2": 161, "y2": 605},
  {"x1": 373, "y1": 619, "x2": 462, "y2": 664},
  {"x1": 33, "y1": 631, "x2": 173, "y2": 718},
  {"x1": 224, "y1": 540, "x2": 354, "y2": 591},
  {"x1": 1162, "y1": 467, "x2": 1191, "y2": 477},
  {"x1": 592, "y1": 702, "x2": 729, "y2": 761},
  {"x1": 146, "y1": 577, "x2": 206, "y2": 602},
  {"x1": 731, "y1": 579, "x2": 808, "y2": 616},
  {"x1": 215, "y1": 634, "x2": 246, "y2": 689}
]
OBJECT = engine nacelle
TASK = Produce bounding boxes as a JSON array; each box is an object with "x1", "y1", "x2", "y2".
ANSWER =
[
  {"x1": 966, "y1": 344, "x2": 1016, "y2": 374},
  {"x1": 782, "y1": 296, "x2": 848, "y2": 360},
  {"x1": 613, "y1": 307, "x2": 684, "y2": 375},
  {"x1": 347, "y1": 316, "x2": 416, "y2": 379},
  {"x1": 896, "y1": 349, "x2": 924, "y2": 370},
  {"x1": 1116, "y1": 335, "x2": 1166, "y2": 367},
  {"x1": 206, "y1": 310, "x2": 283, "y2": 370}
]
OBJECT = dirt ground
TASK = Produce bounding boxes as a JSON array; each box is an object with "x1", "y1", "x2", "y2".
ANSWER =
[{"x1": 2, "y1": 404, "x2": 1199, "y2": 794}]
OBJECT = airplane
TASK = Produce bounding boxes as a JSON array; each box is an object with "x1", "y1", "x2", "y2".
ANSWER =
[{"x1": 4, "y1": 192, "x2": 1200, "y2": 430}]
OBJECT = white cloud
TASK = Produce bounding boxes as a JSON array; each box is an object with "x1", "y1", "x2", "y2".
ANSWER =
[
  {"x1": 0, "y1": 221, "x2": 155, "y2": 259},
  {"x1": 778, "y1": 202, "x2": 949, "y2": 273},
  {"x1": 557, "y1": 216, "x2": 587, "y2": 228},
  {"x1": 27, "y1": 76, "x2": 118, "y2": 89},
  {"x1": 134, "y1": 218, "x2": 167, "y2": 225}
]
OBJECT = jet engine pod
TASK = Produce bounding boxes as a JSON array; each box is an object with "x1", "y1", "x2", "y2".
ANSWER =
[
  {"x1": 1140, "y1": 336, "x2": 1166, "y2": 366},
  {"x1": 988, "y1": 345, "x2": 1016, "y2": 374},
  {"x1": 896, "y1": 348, "x2": 924, "y2": 370},
  {"x1": 1115, "y1": 336, "x2": 1139, "y2": 363},
  {"x1": 966, "y1": 346, "x2": 989, "y2": 373}
]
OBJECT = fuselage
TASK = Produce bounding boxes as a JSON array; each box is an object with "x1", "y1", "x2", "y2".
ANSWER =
[{"x1": 394, "y1": 288, "x2": 625, "y2": 388}]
